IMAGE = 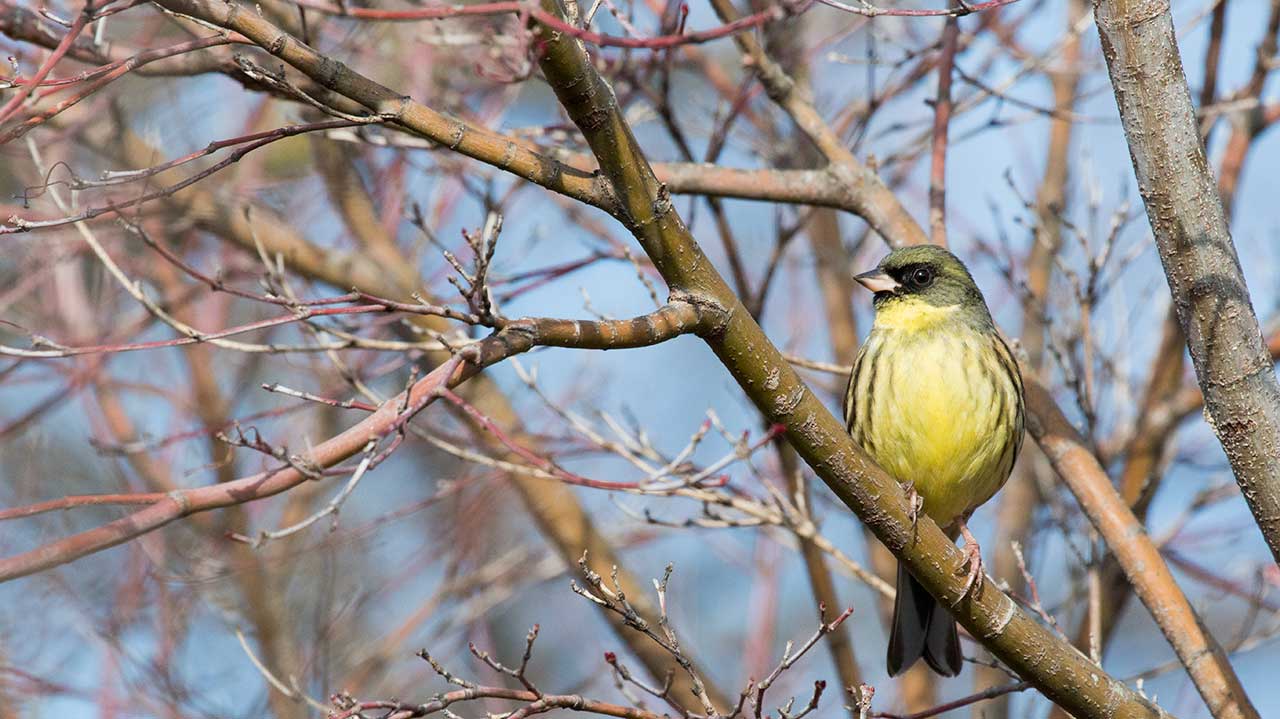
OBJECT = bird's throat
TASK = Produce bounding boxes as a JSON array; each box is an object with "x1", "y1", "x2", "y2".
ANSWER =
[{"x1": 872, "y1": 297, "x2": 961, "y2": 333}]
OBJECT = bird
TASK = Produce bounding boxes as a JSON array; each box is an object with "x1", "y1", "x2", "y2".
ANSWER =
[{"x1": 842, "y1": 244, "x2": 1024, "y2": 678}]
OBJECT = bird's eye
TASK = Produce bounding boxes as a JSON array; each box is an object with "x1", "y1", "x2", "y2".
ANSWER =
[{"x1": 909, "y1": 266, "x2": 935, "y2": 288}]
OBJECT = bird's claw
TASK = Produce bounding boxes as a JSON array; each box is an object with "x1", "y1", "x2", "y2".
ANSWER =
[
  {"x1": 901, "y1": 481, "x2": 924, "y2": 534},
  {"x1": 958, "y1": 523, "x2": 984, "y2": 600}
]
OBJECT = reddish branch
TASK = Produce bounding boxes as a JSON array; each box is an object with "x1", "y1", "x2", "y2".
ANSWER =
[
  {"x1": 0, "y1": 0, "x2": 92, "y2": 124},
  {"x1": 0, "y1": 492, "x2": 168, "y2": 521},
  {"x1": 815, "y1": 0, "x2": 1020, "y2": 17},
  {"x1": 871, "y1": 681, "x2": 1031, "y2": 719},
  {"x1": 1026, "y1": 380, "x2": 1258, "y2": 719},
  {"x1": 2, "y1": 303, "x2": 394, "y2": 358},
  {"x1": 3, "y1": 118, "x2": 385, "y2": 234},
  {"x1": 437, "y1": 388, "x2": 651, "y2": 490}
]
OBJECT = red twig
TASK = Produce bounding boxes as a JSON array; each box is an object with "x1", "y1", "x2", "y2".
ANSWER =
[
  {"x1": 3, "y1": 119, "x2": 385, "y2": 234},
  {"x1": 0, "y1": 1, "x2": 92, "y2": 124},
  {"x1": 89, "y1": 404, "x2": 312, "y2": 454},
  {"x1": 815, "y1": 0, "x2": 1019, "y2": 18},
  {"x1": 3, "y1": 304, "x2": 393, "y2": 358},
  {"x1": 28, "y1": 117, "x2": 350, "y2": 198}
]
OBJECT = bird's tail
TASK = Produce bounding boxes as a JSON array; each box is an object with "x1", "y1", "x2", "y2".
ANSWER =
[{"x1": 887, "y1": 562, "x2": 962, "y2": 677}]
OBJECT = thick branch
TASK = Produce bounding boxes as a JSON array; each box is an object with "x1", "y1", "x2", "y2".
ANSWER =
[
  {"x1": 532, "y1": 4, "x2": 1173, "y2": 717},
  {"x1": 1095, "y1": 0, "x2": 1280, "y2": 566}
]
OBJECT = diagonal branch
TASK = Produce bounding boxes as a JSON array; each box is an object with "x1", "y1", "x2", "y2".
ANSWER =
[
  {"x1": 688, "y1": 1, "x2": 1255, "y2": 715},
  {"x1": 530, "y1": 3, "x2": 1174, "y2": 717},
  {"x1": 1025, "y1": 382, "x2": 1258, "y2": 719}
]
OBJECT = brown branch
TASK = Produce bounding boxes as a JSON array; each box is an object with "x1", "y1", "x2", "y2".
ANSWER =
[
  {"x1": 1197, "y1": 0, "x2": 1229, "y2": 139},
  {"x1": 1096, "y1": 0, "x2": 1280, "y2": 572},
  {"x1": 1062, "y1": 7, "x2": 1244, "y2": 700},
  {"x1": 871, "y1": 680, "x2": 1030, "y2": 719},
  {"x1": 1213, "y1": 0, "x2": 1280, "y2": 218}
]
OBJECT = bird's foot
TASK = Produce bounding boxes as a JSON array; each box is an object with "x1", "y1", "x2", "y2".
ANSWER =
[
  {"x1": 901, "y1": 481, "x2": 924, "y2": 534},
  {"x1": 958, "y1": 522, "x2": 985, "y2": 600}
]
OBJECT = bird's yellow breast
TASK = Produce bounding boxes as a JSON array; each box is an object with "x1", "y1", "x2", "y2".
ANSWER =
[{"x1": 850, "y1": 300, "x2": 1020, "y2": 528}]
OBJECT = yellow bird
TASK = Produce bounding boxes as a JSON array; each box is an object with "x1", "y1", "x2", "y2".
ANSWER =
[{"x1": 843, "y1": 245, "x2": 1024, "y2": 677}]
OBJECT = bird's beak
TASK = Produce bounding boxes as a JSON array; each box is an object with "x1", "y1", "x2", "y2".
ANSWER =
[{"x1": 854, "y1": 269, "x2": 900, "y2": 294}]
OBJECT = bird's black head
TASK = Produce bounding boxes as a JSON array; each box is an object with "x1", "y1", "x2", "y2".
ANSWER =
[{"x1": 854, "y1": 245, "x2": 991, "y2": 322}]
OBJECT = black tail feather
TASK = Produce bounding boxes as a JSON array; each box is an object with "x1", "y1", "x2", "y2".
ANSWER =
[{"x1": 887, "y1": 563, "x2": 961, "y2": 677}]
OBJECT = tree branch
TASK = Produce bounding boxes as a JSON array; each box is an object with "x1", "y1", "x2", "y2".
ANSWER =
[
  {"x1": 1095, "y1": 0, "x2": 1280, "y2": 568},
  {"x1": 531, "y1": 3, "x2": 1173, "y2": 716}
]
